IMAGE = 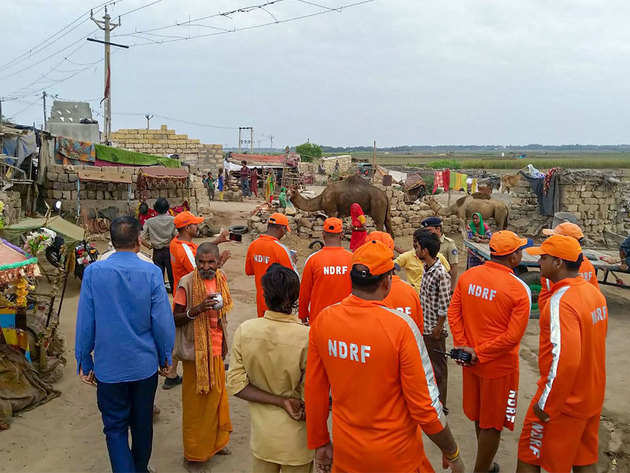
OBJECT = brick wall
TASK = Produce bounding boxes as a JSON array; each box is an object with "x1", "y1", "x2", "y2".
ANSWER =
[
  {"x1": 42, "y1": 164, "x2": 213, "y2": 220},
  {"x1": 111, "y1": 125, "x2": 223, "y2": 171},
  {"x1": 508, "y1": 171, "x2": 630, "y2": 242}
]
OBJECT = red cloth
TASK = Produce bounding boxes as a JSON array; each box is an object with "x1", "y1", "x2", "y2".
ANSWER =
[
  {"x1": 433, "y1": 171, "x2": 443, "y2": 194},
  {"x1": 138, "y1": 209, "x2": 157, "y2": 227},
  {"x1": 432, "y1": 170, "x2": 451, "y2": 193},
  {"x1": 349, "y1": 203, "x2": 367, "y2": 252}
]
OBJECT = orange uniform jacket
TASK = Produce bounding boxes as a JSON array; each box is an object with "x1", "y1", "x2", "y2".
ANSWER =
[
  {"x1": 382, "y1": 275, "x2": 424, "y2": 331},
  {"x1": 538, "y1": 257, "x2": 600, "y2": 311},
  {"x1": 448, "y1": 261, "x2": 531, "y2": 378},
  {"x1": 170, "y1": 237, "x2": 198, "y2": 291},
  {"x1": 305, "y1": 295, "x2": 446, "y2": 472},
  {"x1": 298, "y1": 246, "x2": 352, "y2": 323},
  {"x1": 535, "y1": 277, "x2": 607, "y2": 419},
  {"x1": 245, "y1": 234, "x2": 298, "y2": 317}
]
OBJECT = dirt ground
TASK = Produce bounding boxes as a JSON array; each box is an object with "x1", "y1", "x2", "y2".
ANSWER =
[{"x1": 1, "y1": 197, "x2": 628, "y2": 473}]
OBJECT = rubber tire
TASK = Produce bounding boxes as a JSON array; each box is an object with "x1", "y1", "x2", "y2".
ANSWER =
[
  {"x1": 309, "y1": 240, "x2": 324, "y2": 252},
  {"x1": 229, "y1": 225, "x2": 248, "y2": 235}
]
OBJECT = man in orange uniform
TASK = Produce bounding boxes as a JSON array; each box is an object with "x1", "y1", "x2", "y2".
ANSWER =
[
  {"x1": 448, "y1": 230, "x2": 532, "y2": 473},
  {"x1": 245, "y1": 213, "x2": 297, "y2": 317},
  {"x1": 170, "y1": 211, "x2": 230, "y2": 293},
  {"x1": 306, "y1": 240, "x2": 465, "y2": 473},
  {"x1": 537, "y1": 222, "x2": 600, "y2": 310},
  {"x1": 369, "y1": 231, "x2": 424, "y2": 330},
  {"x1": 298, "y1": 218, "x2": 352, "y2": 324},
  {"x1": 517, "y1": 235, "x2": 608, "y2": 473}
]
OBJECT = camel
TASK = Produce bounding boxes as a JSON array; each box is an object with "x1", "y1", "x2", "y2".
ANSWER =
[
  {"x1": 424, "y1": 195, "x2": 510, "y2": 232},
  {"x1": 288, "y1": 175, "x2": 393, "y2": 234},
  {"x1": 500, "y1": 174, "x2": 521, "y2": 194}
]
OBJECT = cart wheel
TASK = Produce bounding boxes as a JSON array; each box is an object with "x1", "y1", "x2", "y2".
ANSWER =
[{"x1": 309, "y1": 240, "x2": 324, "y2": 253}]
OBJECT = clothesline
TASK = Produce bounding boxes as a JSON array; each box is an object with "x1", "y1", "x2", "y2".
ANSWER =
[{"x1": 432, "y1": 169, "x2": 479, "y2": 194}]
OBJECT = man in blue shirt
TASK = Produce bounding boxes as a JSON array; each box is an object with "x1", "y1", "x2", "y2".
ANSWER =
[{"x1": 76, "y1": 216, "x2": 175, "y2": 473}]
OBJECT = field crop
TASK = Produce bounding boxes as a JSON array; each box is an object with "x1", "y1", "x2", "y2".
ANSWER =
[{"x1": 344, "y1": 151, "x2": 630, "y2": 169}]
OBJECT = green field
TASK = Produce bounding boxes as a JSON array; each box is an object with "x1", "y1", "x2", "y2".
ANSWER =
[{"x1": 344, "y1": 151, "x2": 630, "y2": 169}]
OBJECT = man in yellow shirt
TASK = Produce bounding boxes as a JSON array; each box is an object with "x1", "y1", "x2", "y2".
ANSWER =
[
  {"x1": 227, "y1": 264, "x2": 312, "y2": 472},
  {"x1": 395, "y1": 239, "x2": 450, "y2": 293}
]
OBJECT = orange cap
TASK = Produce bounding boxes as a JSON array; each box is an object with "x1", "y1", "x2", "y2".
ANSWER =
[
  {"x1": 352, "y1": 240, "x2": 394, "y2": 276},
  {"x1": 174, "y1": 211, "x2": 204, "y2": 229},
  {"x1": 489, "y1": 230, "x2": 530, "y2": 256},
  {"x1": 527, "y1": 234, "x2": 582, "y2": 262},
  {"x1": 542, "y1": 222, "x2": 584, "y2": 240},
  {"x1": 323, "y1": 217, "x2": 343, "y2": 234},
  {"x1": 367, "y1": 231, "x2": 395, "y2": 250},
  {"x1": 268, "y1": 212, "x2": 291, "y2": 232}
]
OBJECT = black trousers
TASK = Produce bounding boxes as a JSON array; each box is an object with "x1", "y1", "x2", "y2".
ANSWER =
[
  {"x1": 152, "y1": 247, "x2": 174, "y2": 291},
  {"x1": 96, "y1": 373, "x2": 158, "y2": 473}
]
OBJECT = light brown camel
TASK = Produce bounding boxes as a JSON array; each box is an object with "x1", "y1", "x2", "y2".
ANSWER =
[
  {"x1": 289, "y1": 175, "x2": 393, "y2": 234},
  {"x1": 424, "y1": 195, "x2": 509, "y2": 231}
]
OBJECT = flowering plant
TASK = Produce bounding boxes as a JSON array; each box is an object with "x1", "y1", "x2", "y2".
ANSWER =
[{"x1": 24, "y1": 228, "x2": 56, "y2": 255}]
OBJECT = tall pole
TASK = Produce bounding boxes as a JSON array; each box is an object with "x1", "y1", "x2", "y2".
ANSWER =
[
  {"x1": 372, "y1": 140, "x2": 376, "y2": 182},
  {"x1": 238, "y1": 128, "x2": 242, "y2": 153},
  {"x1": 42, "y1": 91, "x2": 47, "y2": 130},
  {"x1": 269, "y1": 135, "x2": 273, "y2": 150},
  {"x1": 145, "y1": 113, "x2": 154, "y2": 130},
  {"x1": 91, "y1": 7, "x2": 120, "y2": 144},
  {"x1": 250, "y1": 127, "x2": 254, "y2": 154}
]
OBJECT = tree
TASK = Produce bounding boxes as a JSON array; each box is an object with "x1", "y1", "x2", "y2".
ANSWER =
[{"x1": 295, "y1": 142, "x2": 322, "y2": 162}]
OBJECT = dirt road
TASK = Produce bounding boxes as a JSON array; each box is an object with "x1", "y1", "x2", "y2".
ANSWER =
[{"x1": 1, "y1": 199, "x2": 627, "y2": 472}]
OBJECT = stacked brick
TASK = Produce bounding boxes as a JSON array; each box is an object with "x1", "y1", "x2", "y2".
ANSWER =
[
  {"x1": 507, "y1": 171, "x2": 630, "y2": 242},
  {"x1": 111, "y1": 125, "x2": 223, "y2": 171},
  {"x1": 43, "y1": 164, "x2": 195, "y2": 217},
  {"x1": 0, "y1": 190, "x2": 22, "y2": 225}
]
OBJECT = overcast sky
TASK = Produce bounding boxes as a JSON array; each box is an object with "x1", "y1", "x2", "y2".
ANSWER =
[{"x1": 1, "y1": 0, "x2": 629, "y2": 147}]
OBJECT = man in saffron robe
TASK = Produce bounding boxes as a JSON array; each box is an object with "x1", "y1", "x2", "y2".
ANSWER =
[{"x1": 173, "y1": 243, "x2": 233, "y2": 472}]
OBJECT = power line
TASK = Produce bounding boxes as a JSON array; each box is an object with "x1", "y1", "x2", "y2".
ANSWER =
[
  {"x1": 109, "y1": 111, "x2": 238, "y2": 129},
  {"x1": 0, "y1": 1, "x2": 117, "y2": 72},
  {"x1": 117, "y1": 0, "x2": 164, "y2": 17},
  {"x1": 112, "y1": 0, "x2": 286, "y2": 38},
  {"x1": 126, "y1": 0, "x2": 376, "y2": 47},
  {"x1": 0, "y1": 0, "x2": 159, "y2": 81}
]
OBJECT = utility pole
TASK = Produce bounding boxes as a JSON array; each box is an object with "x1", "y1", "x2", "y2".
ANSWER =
[
  {"x1": 145, "y1": 113, "x2": 154, "y2": 130},
  {"x1": 238, "y1": 126, "x2": 254, "y2": 153},
  {"x1": 269, "y1": 135, "x2": 273, "y2": 150},
  {"x1": 91, "y1": 6, "x2": 120, "y2": 144},
  {"x1": 42, "y1": 91, "x2": 47, "y2": 130},
  {"x1": 372, "y1": 140, "x2": 376, "y2": 183}
]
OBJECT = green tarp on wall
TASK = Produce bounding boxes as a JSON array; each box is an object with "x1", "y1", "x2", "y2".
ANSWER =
[{"x1": 95, "y1": 144, "x2": 181, "y2": 168}]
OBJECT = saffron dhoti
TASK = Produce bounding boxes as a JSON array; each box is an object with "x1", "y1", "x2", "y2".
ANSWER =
[{"x1": 182, "y1": 357, "x2": 232, "y2": 462}]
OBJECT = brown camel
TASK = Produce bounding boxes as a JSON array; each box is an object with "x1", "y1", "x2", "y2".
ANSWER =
[
  {"x1": 425, "y1": 195, "x2": 510, "y2": 231},
  {"x1": 289, "y1": 175, "x2": 393, "y2": 234}
]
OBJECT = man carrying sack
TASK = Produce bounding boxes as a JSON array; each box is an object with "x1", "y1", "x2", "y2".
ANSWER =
[{"x1": 172, "y1": 243, "x2": 233, "y2": 472}]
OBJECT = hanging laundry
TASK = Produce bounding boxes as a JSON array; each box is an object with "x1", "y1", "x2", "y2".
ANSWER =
[
  {"x1": 454, "y1": 173, "x2": 468, "y2": 191},
  {"x1": 471, "y1": 178, "x2": 479, "y2": 193},
  {"x1": 443, "y1": 169, "x2": 450, "y2": 192},
  {"x1": 433, "y1": 170, "x2": 445, "y2": 194}
]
